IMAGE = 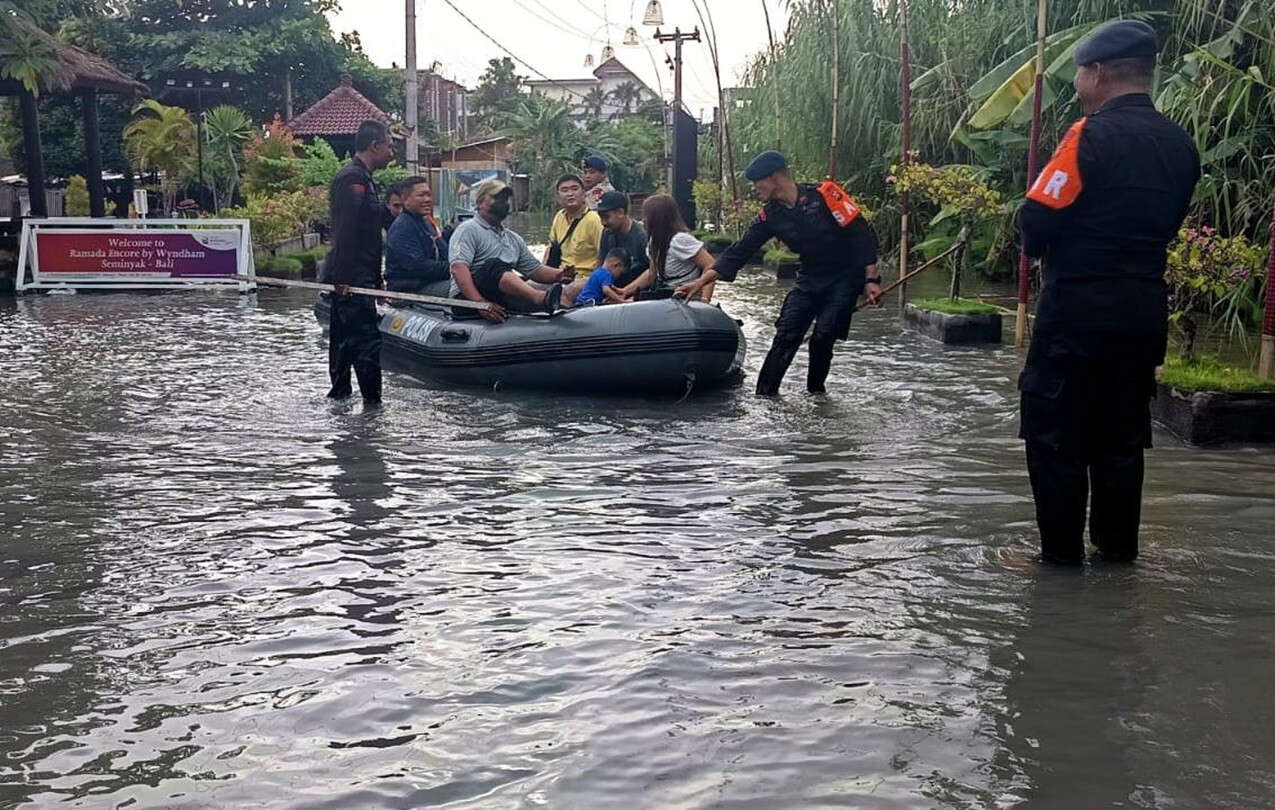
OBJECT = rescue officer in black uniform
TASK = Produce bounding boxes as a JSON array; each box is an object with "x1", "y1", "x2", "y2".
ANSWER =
[
  {"x1": 676, "y1": 152, "x2": 883, "y2": 395},
  {"x1": 321, "y1": 119, "x2": 395, "y2": 404},
  {"x1": 1017, "y1": 21, "x2": 1200, "y2": 563}
]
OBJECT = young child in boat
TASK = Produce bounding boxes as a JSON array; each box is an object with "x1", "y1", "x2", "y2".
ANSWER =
[{"x1": 562, "y1": 248, "x2": 632, "y2": 308}]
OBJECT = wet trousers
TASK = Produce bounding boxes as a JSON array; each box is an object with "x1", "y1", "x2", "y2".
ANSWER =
[
  {"x1": 1019, "y1": 334, "x2": 1159, "y2": 562},
  {"x1": 328, "y1": 295, "x2": 382, "y2": 402},
  {"x1": 756, "y1": 273, "x2": 860, "y2": 396}
]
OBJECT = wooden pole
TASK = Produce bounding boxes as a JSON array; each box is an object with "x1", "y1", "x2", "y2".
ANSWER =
[
  {"x1": 898, "y1": 0, "x2": 912, "y2": 311},
  {"x1": 82, "y1": 89, "x2": 106, "y2": 218},
  {"x1": 19, "y1": 88, "x2": 48, "y2": 218},
  {"x1": 1016, "y1": 0, "x2": 1047, "y2": 347},
  {"x1": 828, "y1": 0, "x2": 840, "y2": 179},
  {"x1": 1260, "y1": 197, "x2": 1275, "y2": 379},
  {"x1": 249, "y1": 276, "x2": 494, "y2": 310}
]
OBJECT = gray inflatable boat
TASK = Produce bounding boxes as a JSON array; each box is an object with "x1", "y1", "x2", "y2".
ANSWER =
[{"x1": 314, "y1": 285, "x2": 746, "y2": 394}]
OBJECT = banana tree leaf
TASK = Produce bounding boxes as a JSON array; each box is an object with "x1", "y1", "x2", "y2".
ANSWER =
[
  {"x1": 967, "y1": 22, "x2": 1092, "y2": 102},
  {"x1": 969, "y1": 58, "x2": 1036, "y2": 129},
  {"x1": 968, "y1": 30, "x2": 1088, "y2": 130},
  {"x1": 909, "y1": 59, "x2": 951, "y2": 93}
]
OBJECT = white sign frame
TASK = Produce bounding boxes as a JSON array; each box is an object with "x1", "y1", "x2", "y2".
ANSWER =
[{"x1": 16, "y1": 217, "x2": 256, "y2": 293}]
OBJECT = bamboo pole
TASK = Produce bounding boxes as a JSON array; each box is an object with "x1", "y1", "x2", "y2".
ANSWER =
[
  {"x1": 1260, "y1": 198, "x2": 1275, "y2": 379},
  {"x1": 876, "y1": 238, "x2": 967, "y2": 301},
  {"x1": 898, "y1": 0, "x2": 912, "y2": 311},
  {"x1": 762, "y1": 0, "x2": 782, "y2": 150},
  {"x1": 247, "y1": 275, "x2": 492, "y2": 310},
  {"x1": 1015, "y1": 0, "x2": 1048, "y2": 348},
  {"x1": 828, "y1": 0, "x2": 840, "y2": 179}
]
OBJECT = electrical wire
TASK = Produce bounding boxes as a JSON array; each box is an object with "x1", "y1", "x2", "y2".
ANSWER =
[
  {"x1": 514, "y1": 0, "x2": 596, "y2": 38},
  {"x1": 438, "y1": 0, "x2": 594, "y2": 102}
]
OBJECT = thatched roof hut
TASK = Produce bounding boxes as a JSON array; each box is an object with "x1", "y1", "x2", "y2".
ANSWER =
[{"x1": 2, "y1": 11, "x2": 148, "y2": 217}]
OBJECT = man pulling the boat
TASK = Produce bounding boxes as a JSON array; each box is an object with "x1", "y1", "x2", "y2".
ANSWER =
[{"x1": 676, "y1": 151, "x2": 883, "y2": 396}]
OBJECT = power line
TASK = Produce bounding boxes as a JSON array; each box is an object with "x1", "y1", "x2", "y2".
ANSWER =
[
  {"x1": 519, "y1": 0, "x2": 596, "y2": 39},
  {"x1": 438, "y1": 0, "x2": 593, "y2": 103}
]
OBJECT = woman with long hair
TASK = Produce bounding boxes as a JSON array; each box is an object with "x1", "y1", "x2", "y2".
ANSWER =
[{"x1": 617, "y1": 194, "x2": 716, "y2": 301}]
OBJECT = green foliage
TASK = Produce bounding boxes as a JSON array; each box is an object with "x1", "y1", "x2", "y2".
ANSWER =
[
  {"x1": 224, "y1": 188, "x2": 325, "y2": 252},
  {"x1": 241, "y1": 117, "x2": 302, "y2": 195},
  {"x1": 203, "y1": 104, "x2": 251, "y2": 210},
  {"x1": 265, "y1": 255, "x2": 303, "y2": 278},
  {"x1": 693, "y1": 230, "x2": 734, "y2": 250},
  {"x1": 0, "y1": 8, "x2": 63, "y2": 96},
  {"x1": 64, "y1": 174, "x2": 88, "y2": 215},
  {"x1": 471, "y1": 57, "x2": 525, "y2": 134},
  {"x1": 373, "y1": 163, "x2": 409, "y2": 189},
  {"x1": 297, "y1": 137, "x2": 342, "y2": 188},
  {"x1": 1165, "y1": 224, "x2": 1268, "y2": 358},
  {"x1": 910, "y1": 297, "x2": 1000, "y2": 316},
  {"x1": 889, "y1": 162, "x2": 1003, "y2": 223},
  {"x1": 1160, "y1": 354, "x2": 1275, "y2": 393},
  {"x1": 581, "y1": 116, "x2": 665, "y2": 194},
  {"x1": 124, "y1": 99, "x2": 197, "y2": 211}
]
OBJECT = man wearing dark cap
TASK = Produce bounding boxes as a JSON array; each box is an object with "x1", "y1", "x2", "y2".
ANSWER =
[
  {"x1": 322, "y1": 119, "x2": 395, "y2": 404},
  {"x1": 1017, "y1": 20, "x2": 1200, "y2": 564},
  {"x1": 582, "y1": 155, "x2": 616, "y2": 211},
  {"x1": 676, "y1": 150, "x2": 882, "y2": 396},
  {"x1": 595, "y1": 190, "x2": 649, "y2": 288}
]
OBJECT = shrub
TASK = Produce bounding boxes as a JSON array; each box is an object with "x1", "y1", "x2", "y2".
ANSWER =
[
  {"x1": 224, "y1": 188, "x2": 328, "y2": 253},
  {"x1": 65, "y1": 175, "x2": 90, "y2": 216},
  {"x1": 267, "y1": 256, "x2": 303, "y2": 278},
  {"x1": 291, "y1": 250, "x2": 317, "y2": 272},
  {"x1": 241, "y1": 116, "x2": 303, "y2": 195},
  {"x1": 1166, "y1": 224, "x2": 1267, "y2": 358}
]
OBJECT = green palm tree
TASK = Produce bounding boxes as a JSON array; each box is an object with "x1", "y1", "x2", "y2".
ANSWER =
[
  {"x1": 607, "y1": 81, "x2": 644, "y2": 117},
  {"x1": 124, "y1": 99, "x2": 198, "y2": 213},
  {"x1": 582, "y1": 86, "x2": 608, "y2": 120},
  {"x1": 203, "y1": 105, "x2": 252, "y2": 211},
  {"x1": 502, "y1": 93, "x2": 582, "y2": 208}
]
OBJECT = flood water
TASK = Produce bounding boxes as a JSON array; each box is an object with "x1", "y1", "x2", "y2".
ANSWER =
[{"x1": 2, "y1": 272, "x2": 1273, "y2": 809}]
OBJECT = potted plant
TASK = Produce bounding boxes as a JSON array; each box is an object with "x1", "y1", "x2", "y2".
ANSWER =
[
  {"x1": 1151, "y1": 224, "x2": 1275, "y2": 444},
  {"x1": 889, "y1": 162, "x2": 1005, "y2": 344}
]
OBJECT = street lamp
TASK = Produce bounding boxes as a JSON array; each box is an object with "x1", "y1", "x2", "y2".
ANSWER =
[
  {"x1": 584, "y1": 53, "x2": 595, "y2": 68},
  {"x1": 601, "y1": 43, "x2": 615, "y2": 61},
  {"x1": 642, "y1": 0, "x2": 664, "y2": 26},
  {"x1": 623, "y1": 26, "x2": 640, "y2": 46}
]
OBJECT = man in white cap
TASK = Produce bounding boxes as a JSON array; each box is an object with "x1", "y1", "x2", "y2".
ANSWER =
[{"x1": 448, "y1": 179, "x2": 574, "y2": 322}]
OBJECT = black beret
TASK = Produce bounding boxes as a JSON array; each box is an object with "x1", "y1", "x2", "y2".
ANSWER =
[
  {"x1": 597, "y1": 190, "x2": 629, "y2": 212},
  {"x1": 745, "y1": 150, "x2": 788, "y2": 182},
  {"x1": 582, "y1": 154, "x2": 607, "y2": 172},
  {"x1": 1074, "y1": 20, "x2": 1159, "y2": 66}
]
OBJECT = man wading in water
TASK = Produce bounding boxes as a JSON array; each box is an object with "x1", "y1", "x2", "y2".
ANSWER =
[
  {"x1": 1017, "y1": 21, "x2": 1200, "y2": 564},
  {"x1": 676, "y1": 151, "x2": 883, "y2": 396},
  {"x1": 322, "y1": 119, "x2": 394, "y2": 404}
]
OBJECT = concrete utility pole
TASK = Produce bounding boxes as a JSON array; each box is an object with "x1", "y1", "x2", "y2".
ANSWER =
[
  {"x1": 405, "y1": 0, "x2": 419, "y2": 174},
  {"x1": 655, "y1": 27, "x2": 700, "y2": 190}
]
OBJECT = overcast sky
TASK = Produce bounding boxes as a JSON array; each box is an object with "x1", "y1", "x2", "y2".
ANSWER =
[{"x1": 327, "y1": 0, "x2": 788, "y2": 121}]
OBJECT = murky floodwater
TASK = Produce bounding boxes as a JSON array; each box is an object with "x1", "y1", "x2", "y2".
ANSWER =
[{"x1": 2, "y1": 272, "x2": 1273, "y2": 809}]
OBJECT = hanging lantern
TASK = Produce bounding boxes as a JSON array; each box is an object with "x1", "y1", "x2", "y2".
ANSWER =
[
  {"x1": 642, "y1": 0, "x2": 664, "y2": 26},
  {"x1": 623, "y1": 26, "x2": 640, "y2": 46},
  {"x1": 601, "y1": 44, "x2": 615, "y2": 61},
  {"x1": 584, "y1": 53, "x2": 595, "y2": 68}
]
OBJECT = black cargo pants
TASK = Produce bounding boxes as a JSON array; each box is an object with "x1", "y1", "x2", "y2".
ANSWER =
[
  {"x1": 756, "y1": 272, "x2": 861, "y2": 396},
  {"x1": 328, "y1": 294, "x2": 382, "y2": 402},
  {"x1": 1019, "y1": 333, "x2": 1159, "y2": 562}
]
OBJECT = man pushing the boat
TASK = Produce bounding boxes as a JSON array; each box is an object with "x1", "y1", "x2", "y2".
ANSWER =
[
  {"x1": 676, "y1": 151, "x2": 883, "y2": 396},
  {"x1": 449, "y1": 179, "x2": 575, "y2": 322}
]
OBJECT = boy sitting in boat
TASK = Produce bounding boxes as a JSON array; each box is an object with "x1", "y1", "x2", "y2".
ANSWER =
[{"x1": 562, "y1": 248, "x2": 631, "y2": 308}]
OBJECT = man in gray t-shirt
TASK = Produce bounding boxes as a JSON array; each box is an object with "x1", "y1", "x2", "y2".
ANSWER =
[{"x1": 449, "y1": 180, "x2": 574, "y2": 322}]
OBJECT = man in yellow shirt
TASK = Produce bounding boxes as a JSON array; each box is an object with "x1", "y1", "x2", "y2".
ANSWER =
[{"x1": 544, "y1": 174, "x2": 603, "y2": 274}]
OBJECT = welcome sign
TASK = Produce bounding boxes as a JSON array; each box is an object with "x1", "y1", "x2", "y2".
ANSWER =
[{"x1": 16, "y1": 219, "x2": 255, "y2": 292}]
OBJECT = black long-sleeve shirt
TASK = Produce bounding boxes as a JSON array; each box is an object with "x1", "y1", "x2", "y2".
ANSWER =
[
  {"x1": 1017, "y1": 93, "x2": 1199, "y2": 349},
  {"x1": 321, "y1": 157, "x2": 393, "y2": 288},
  {"x1": 714, "y1": 183, "x2": 879, "y2": 283}
]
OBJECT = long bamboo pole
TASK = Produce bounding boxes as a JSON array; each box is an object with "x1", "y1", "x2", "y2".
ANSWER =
[
  {"x1": 898, "y1": 0, "x2": 912, "y2": 311},
  {"x1": 247, "y1": 276, "x2": 492, "y2": 310},
  {"x1": 1260, "y1": 196, "x2": 1275, "y2": 379},
  {"x1": 762, "y1": 0, "x2": 782, "y2": 150},
  {"x1": 1015, "y1": 0, "x2": 1048, "y2": 348},
  {"x1": 828, "y1": 0, "x2": 840, "y2": 180}
]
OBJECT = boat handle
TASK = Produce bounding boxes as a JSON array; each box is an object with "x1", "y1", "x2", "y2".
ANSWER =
[{"x1": 439, "y1": 327, "x2": 470, "y2": 343}]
